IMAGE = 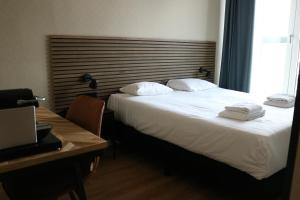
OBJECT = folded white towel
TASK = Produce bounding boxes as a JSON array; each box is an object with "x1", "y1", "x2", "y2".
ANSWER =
[
  {"x1": 267, "y1": 94, "x2": 295, "y2": 103},
  {"x1": 219, "y1": 109, "x2": 265, "y2": 121},
  {"x1": 225, "y1": 102, "x2": 263, "y2": 114},
  {"x1": 264, "y1": 100, "x2": 294, "y2": 108}
]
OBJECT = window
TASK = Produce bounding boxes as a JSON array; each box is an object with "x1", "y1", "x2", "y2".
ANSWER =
[{"x1": 250, "y1": 0, "x2": 300, "y2": 96}]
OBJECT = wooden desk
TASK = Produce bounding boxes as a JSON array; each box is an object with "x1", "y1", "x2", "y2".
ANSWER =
[{"x1": 0, "y1": 107, "x2": 108, "y2": 199}]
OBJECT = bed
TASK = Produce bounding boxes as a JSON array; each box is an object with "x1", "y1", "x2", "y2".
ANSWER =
[
  {"x1": 108, "y1": 87, "x2": 294, "y2": 180},
  {"x1": 48, "y1": 35, "x2": 293, "y2": 183}
]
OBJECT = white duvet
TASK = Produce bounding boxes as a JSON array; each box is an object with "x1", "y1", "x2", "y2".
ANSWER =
[{"x1": 107, "y1": 87, "x2": 294, "y2": 180}]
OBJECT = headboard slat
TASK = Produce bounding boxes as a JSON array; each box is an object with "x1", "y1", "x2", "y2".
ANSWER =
[{"x1": 49, "y1": 36, "x2": 216, "y2": 112}]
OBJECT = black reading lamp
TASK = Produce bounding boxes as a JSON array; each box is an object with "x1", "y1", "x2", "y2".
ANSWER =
[
  {"x1": 199, "y1": 67, "x2": 211, "y2": 78},
  {"x1": 82, "y1": 73, "x2": 97, "y2": 89}
]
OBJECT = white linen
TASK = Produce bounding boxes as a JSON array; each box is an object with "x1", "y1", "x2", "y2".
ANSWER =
[
  {"x1": 167, "y1": 78, "x2": 217, "y2": 92},
  {"x1": 219, "y1": 109, "x2": 265, "y2": 121},
  {"x1": 108, "y1": 87, "x2": 294, "y2": 180},
  {"x1": 225, "y1": 102, "x2": 263, "y2": 114},
  {"x1": 267, "y1": 94, "x2": 295, "y2": 103},
  {"x1": 264, "y1": 100, "x2": 294, "y2": 108},
  {"x1": 120, "y1": 82, "x2": 173, "y2": 96}
]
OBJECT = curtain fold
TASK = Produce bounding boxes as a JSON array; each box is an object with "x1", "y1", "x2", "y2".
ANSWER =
[{"x1": 219, "y1": 0, "x2": 256, "y2": 92}]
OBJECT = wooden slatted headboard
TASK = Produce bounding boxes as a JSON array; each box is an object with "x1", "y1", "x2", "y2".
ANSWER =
[{"x1": 49, "y1": 35, "x2": 216, "y2": 112}]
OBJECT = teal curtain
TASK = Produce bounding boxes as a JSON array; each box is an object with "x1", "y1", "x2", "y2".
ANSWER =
[{"x1": 219, "y1": 0, "x2": 256, "y2": 92}]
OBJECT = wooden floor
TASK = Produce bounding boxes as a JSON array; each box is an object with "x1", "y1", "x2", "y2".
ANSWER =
[{"x1": 0, "y1": 145, "x2": 282, "y2": 200}]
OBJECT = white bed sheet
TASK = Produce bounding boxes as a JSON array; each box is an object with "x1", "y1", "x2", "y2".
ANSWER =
[{"x1": 107, "y1": 87, "x2": 294, "y2": 180}]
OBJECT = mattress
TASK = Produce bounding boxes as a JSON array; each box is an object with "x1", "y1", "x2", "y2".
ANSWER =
[{"x1": 107, "y1": 87, "x2": 294, "y2": 180}]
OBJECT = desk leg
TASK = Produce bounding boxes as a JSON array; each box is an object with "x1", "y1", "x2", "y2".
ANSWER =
[{"x1": 73, "y1": 162, "x2": 87, "y2": 200}]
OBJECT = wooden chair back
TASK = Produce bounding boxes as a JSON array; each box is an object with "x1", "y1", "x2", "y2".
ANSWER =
[{"x1": 66, "y1": 95, "x2": 105, "y2": 137}]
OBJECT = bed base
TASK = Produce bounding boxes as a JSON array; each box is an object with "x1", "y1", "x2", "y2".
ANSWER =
[{"x1": 113, "y1": 121, "x2": 285, "y2": 199}]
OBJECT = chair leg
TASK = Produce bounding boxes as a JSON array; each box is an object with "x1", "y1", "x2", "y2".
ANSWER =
[
  {"x1": 69, "y1": 191, "x2": 77, "y2": 200},
  {"x1": 73, "y1": 162, "x2": 87, "y2": 200},
  {"x1": 2, "y1": 183, "x2": 14, "y2": 200},
  {"x1": 112, "y1": 140, "x2": 117, "y2": 159}
]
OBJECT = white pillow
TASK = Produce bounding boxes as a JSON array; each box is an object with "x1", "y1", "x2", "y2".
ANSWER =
[
  {"x1": 167, "y1": 78, "x2": 217, "y2": 92},
  {"x1": 120, "y1": 82, "x2": 173, "y2": 96}
]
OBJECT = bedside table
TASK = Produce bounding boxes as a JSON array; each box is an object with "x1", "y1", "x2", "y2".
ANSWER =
[{"x1": 101, "y1": 109, "x2": 117, "y2": 158}]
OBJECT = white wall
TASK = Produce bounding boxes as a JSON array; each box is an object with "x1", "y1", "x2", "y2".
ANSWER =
[{"x1": 0, "y1": 0, "x2": 220, "y2": 108}]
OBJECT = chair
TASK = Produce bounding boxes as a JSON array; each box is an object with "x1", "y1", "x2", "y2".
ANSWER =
[
  {"x1": 3, "y1": 95, "x2": 105, "y2": 200},
  {"x1": 66, "y1": 95, "x2": 105, "y2": 175},
  {"x1": 66, "y1": 95, "x2": 105, "y2": 137}
]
